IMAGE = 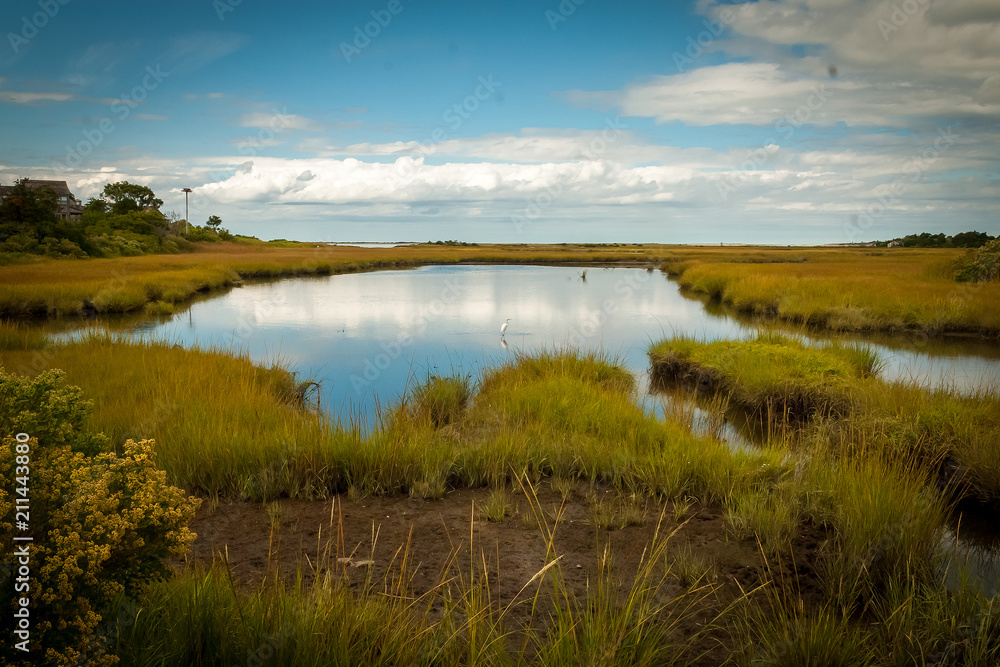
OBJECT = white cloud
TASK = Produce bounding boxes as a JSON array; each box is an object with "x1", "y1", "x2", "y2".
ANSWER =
[
  {"x1": 0, "y1": 82, "x2": 120, "y2": 106},
  {"x1": 238, "y1": 111, "x2": 323, "y2": 132},
  {"x1": 191, "y1": 156, "x2": 701, "y2": 208},
  {"x1": 707, "y1": 0, "x2": 1000, "y2": 81},
  {"x1": 162, "y1": 32, "x2": 249, "y2": 75},
  {"x1": 296, "y1": 129, "x2": 728, "y2": 169},
  {"x1": 563, "y1": 1, "x2": 1000, "y2": 129},
  {"x1": 565, "y1": 61, "x2": 1000, "y2": 128},
  {"x1": 2, "y1": 90, "x2": 75, "y2": 104}
]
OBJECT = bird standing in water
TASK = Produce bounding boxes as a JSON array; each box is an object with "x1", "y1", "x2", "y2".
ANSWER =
[{"x1": 500, "y1": 318, "x2": 511, "y2": 337}]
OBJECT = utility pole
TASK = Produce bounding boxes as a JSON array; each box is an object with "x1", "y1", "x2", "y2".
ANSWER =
[{"x1": 182, "y1": 188, "x2": 192, "y2": 234}]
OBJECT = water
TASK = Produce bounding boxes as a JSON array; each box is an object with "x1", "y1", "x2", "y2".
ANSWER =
[
  {"x1": 327, "y1": 242, "x2": 417, "y2": 248},
  {"x1": 58, "y1": 264, "x2": 998, "y2": 423},
  {"x1": 41, "y1": 263, "x2": 1000, "y2": 591}
]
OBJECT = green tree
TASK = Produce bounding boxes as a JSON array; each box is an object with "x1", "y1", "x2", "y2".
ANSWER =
[
  {"x1": 102, "y1": 181, "x2": 163, "y2": 215},
  {"x1": 0, "y1": 179, "x2": 59, "y2": 225},
  {"x1": 83, "y1": 197, "x2": 108, "y2": 215},
  {"x1": 956, "y1": 239, "x2": 1000, "y2": 282},
  {"x1": 951, "y1": 231, "x2": 994, "y2": 248},
  {"x1": 206, "y1": 214, "x2": 222, "y2": 229}
]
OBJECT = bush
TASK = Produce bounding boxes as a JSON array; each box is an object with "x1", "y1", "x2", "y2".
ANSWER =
[
  {"x1": 955, "y1": 239, "x2": 1000, "y2": 282},
  {"x1": 0, "y1": 369, "x2": 108, "y2": 456},
  {"x1": 88, "y1": 234, "x2": 143, "y2": 258},
  {"x1": 0, "y1": 368, "x2": 199, "y2": 666},
  {"x1": 42, "y1": 238, "x2": 86, "y2": 259},
  {"x1": 185, "y1": 226, "x2": 220, "y2": 243},
  {"x1": 162, "y1": 234, "x2": 192, "y2": 253},
  {"x1": 0, "y1": 233, "x2": 40, "y2": 255}
]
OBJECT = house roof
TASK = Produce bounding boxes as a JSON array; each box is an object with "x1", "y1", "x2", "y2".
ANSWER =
[{"x1": 0, "y1": 179, "x2": 76, "y2": 198}]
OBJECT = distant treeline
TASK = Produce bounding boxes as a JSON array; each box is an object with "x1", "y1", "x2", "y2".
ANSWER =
[{"x1": 874, "y1": 231, "x2": 995, "y2": 248}]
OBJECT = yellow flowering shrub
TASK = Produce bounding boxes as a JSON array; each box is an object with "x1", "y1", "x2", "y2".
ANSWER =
[
  {"x1": 0, "y1": 369, "x2": 108, "y2": 456},
  {"x1": 1, "y1": 368, "x2": 199, "y2": 666}
]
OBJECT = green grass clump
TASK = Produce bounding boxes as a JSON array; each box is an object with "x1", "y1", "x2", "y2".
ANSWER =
[
  {"x1": 114, "y1": 567, "x2": 452, "y2": 666},
  {"x1": 650, "y1": 334, "x2": 1000, "y2": 503},
  {"x1": 144, "y1": 299, "x2": 180, "y2": 316},
  {"x1": 818, "y1": 382, "x2": 1000, "y2": 501},
  {"x1": 407, "y1": 374, "x2": 470, "y2": 427},
  {"x1": 741, "y1": 607, "x2": 874, "y2": 666},
  {"x1": 0, "y1": 320, "x2": 47, "y2": 350},
  {"x1": 650, "y1": 333, "x2": 875, "y2": 419},
  {"x1": 478, "y1": 487, "x2": 514, "y2": 522},
  {"x1": 738, "y1": 568, "x2": 1000, "y2": 666}
]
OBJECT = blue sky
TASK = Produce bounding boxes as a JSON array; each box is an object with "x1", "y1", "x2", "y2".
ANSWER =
[{"x1": 2, "y1": 0, "x2": 998, "y2": 243}]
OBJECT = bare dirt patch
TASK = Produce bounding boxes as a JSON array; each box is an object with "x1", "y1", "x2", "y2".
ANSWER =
[{"x1": 183, "y1": 482, "x2": 827, "y2": 664}]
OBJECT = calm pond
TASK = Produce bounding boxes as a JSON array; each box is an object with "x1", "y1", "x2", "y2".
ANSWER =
[
  {"x1": 60, "y1": 264, "x2": 1000, "y2": 425},
  {"x1": 50, "y1": 264, "x2": 1000, "y2": 591}
]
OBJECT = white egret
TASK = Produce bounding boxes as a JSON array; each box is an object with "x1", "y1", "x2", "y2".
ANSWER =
[{"x1": 500, "y1": 318, "x2": 511, "y2": 337}]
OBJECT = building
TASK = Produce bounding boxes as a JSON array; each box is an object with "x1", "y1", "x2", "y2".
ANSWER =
[{"x1": 0, "y1": 179, "x2": 84, "y2": 221}]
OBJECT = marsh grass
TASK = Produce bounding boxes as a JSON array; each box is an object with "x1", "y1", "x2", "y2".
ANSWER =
[
  {"x1": 115, "y1": 480, "x2": 729, "y2": 666},
  {"x1": 660, "y1": 246, "x2": 1000, "y2": 335},
  {"x1": 0, "y1": 339, "x2": 785, "y2": 505},
  {"x1": 650, "y1": 334, "x2": 1000, "y2": 504},
  {"x1": 650, "y1": 333, "x2": 875, "y2": 419},
  {"x1": 478, "y1": 487, "x2": 514, "y2": 522},
  {"x1": 0, "y1": 320, "x2": 47, "y2": 350},
  {"x1": 725, "y1": 488, "x2": 800, "y2": 557},
  {"x1": 3, "y1": 335, "x2": 996, "y2": 663},
  {"x1": 672, "y1": 496, "x2": 695, "y2": 522},
  {"x1": 266, "y1": 500, "x2": 283, "y2": 529},
  {"x1": 143, "y1": 299, "x2": 180, "y2": 316},
  {"x1": 666, "y1": 541, "x2": 717, "y2": 587},
  {"x1": 408, "y1": 374, "x2": 470, "y2": 428},
  {"x1": 0, "y1": 242, "x2": 662, "y2": 318},
  {"x1": 736, "y1": 552, "x2": 1000, "y2": 666},
  {"x1": 549, "y1": 475, "x2": 575, "y2": 502}
]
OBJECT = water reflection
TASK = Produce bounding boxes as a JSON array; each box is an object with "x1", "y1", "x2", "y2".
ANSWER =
[{"x1": 48, "y1": 265, "x2": 1000, "y2": 424}]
